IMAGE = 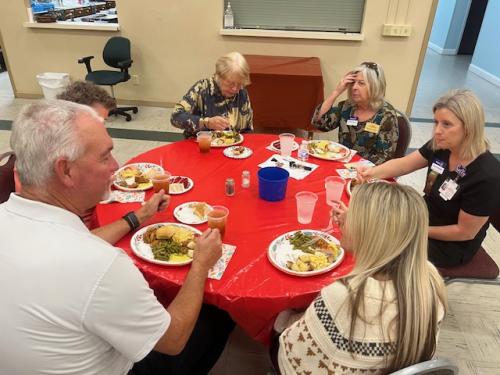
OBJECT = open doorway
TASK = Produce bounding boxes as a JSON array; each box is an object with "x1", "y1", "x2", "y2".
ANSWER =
[
  {"x1": 411, "y1": 0, "x2": 498, "y2": 123},
  {"x1": 457, "y1": 0, "x2": 488, "y2": 55},
  {"x1": 0, "y1": 31, "x2": 14, "y2": 99}
]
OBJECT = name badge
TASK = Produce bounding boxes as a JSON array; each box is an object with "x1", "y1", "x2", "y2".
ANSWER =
[
  {"x1": 364, "y1": 122, "x2": 380, "y2": 134},
  {"x1": 431, "y1": 162, "x2": 445, "y2": 175},
  {"x1": 438, "y1": 178, "x2": 458, "y2": 201},
  {"x1": 346, "y1": 117, "x2": 358, "y2": 126}
]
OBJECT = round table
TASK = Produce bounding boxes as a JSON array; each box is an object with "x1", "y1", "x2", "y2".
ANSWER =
[{"x1": 96, "y1": 134, "x2": 356, "y2": 344}]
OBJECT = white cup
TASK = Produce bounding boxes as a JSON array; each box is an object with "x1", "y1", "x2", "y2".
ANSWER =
[
  {"x1": 279, "y1": 133, "x2": 295, "y2": 157},
  {"x1": 295, "y1": 191, "x2": 318, "y2": 224}
]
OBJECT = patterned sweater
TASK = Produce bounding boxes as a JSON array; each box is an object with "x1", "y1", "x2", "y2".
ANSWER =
[
  {"x1": 278, "y1": 278, "x2": 444, "y2": 375},
  {"x1": 311, "y1": 100, "x2": 399, "y2": 165},
  {"x1": 170, "y1": 75, "x2": 253, "y2": 138}
]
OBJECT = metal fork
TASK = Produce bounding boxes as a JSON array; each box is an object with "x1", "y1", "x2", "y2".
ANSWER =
[{"x1": 301, "y1": 227, "x2": 336, "y2": 249}]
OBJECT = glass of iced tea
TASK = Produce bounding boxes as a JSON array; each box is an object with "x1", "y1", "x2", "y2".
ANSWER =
[
  {"x1": 197, "y1": 131, "x2": 212, "y2": 153},
  {"x1": 151, "y1": 171, "x2": 171, "y2": 193},
  {"x1": 207, "y1": 205, "x2": 229, "y2": 239}
]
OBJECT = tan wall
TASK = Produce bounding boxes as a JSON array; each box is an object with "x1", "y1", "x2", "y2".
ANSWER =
[{"x1": 0, "y1": 0, "x2": 436, "y2": 113}]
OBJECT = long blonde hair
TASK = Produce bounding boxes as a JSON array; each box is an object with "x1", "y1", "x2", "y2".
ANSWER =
[
  {"x1": 342, "y1": 183, "x2": 447, "y2": 371},
  {"x1": 431, "y1": 89, "x2": 489, "y2": 160}
]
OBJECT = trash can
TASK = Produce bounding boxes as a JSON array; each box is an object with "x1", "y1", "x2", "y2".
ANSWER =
[{"x1": 36, "y1": 72, "x2": 70, "y2": 99}]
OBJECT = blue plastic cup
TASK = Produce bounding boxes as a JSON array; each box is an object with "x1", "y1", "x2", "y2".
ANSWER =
[{"x1": 258, "y1": 167, "x2": 290, "y2": 201}]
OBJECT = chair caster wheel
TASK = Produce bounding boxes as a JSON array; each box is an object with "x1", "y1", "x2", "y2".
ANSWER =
[{"x1": 132, "y1": 108, "x2": 138, "y2": 114}]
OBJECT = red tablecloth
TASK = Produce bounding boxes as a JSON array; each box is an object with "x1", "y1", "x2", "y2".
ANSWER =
[{"x1": 95, "y1": 134, "x2": 355, "y2": 344}]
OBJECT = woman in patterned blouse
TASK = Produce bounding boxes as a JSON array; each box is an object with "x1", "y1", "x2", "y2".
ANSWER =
[
  {"x1": 275, "y1": 183, "x2": 447, "y2": 374},
  {"x1": 311, "y1": 62, "x2": 399, "y2": 165},
  {"x1": 171, "y1": 52, "x2": 253, "y2": 138}
]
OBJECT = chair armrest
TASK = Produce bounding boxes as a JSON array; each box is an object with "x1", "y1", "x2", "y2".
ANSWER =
[
  {"x1": 78, "y1": 56, "x2": 94, "y2": 74},
  {"x1": 116, "y1": 59, "x2": 133, "y2": 69}
]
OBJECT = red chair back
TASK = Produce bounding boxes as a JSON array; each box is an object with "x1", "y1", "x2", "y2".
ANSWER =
[
  {"x1": 394, "y1": 110, "x2": 412, "y2": 158},
  {"x1": 0, "y1": 152, "x2": 16, "y2": 203}
]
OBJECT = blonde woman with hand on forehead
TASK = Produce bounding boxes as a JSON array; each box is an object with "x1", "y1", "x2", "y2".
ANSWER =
[
  {"x1": 312, "y1": 62, "x2": 399, "y2": 165},
  {"x1": 275, "y1": 183, "x2": 446, "y2": 374},
  {"x1": 358, "y1": 89, "x2": 500, "y2": 268}
]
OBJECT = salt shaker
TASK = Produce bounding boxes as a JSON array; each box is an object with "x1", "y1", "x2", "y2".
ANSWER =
[
  {"x1": 225, "y1": 178, "x2": 235, "y2": 196},
  {"x1": 241, "y1": 170, "x2": 250, "y2": 188},
  {"x1": 298, "y1": 140, "x2": 309, "y2": 161}
]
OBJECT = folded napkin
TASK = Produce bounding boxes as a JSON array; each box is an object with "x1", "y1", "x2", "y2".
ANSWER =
[
  {"x1": 208, "y1": 244, "x2": 236, "y2": 280},
  {"x1": 101, "y1": 190, "x2": 145, "y2": 204},
  {"x1": 336, "y1": 169, "x2": 357, "y2": 179},
  {"x1": 258, "y1": 155, "x2": 319, "y2": 180},
  {"x1": 344, "y1": 159, "x2": 375, "y2": 171},
  {"x1": 336, "y1": 160, "x2": 376, "y2": 180}
]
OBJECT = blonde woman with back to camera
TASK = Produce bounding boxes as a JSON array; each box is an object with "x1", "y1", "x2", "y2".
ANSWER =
[
  {"x1": 275, "y1": 183, "x2": 447, "y2": 374},
  {"x1": 358, "y1": 89, "x2": 500, "y2": 268}
]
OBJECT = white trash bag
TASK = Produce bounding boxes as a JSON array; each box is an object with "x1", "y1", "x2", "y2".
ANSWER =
[{"x1": 36, "y1": 72, "x2": 70, "y2": 99}]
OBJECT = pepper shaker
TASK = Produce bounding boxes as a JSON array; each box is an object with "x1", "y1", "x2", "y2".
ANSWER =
[{"x1": 225, "y1": 178, "x2": 235, "y2": 196}]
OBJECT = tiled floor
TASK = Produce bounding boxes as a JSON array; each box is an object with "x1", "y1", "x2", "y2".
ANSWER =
[{"x1": 0, "y1": 47, "x2": 499, "y2": 374}]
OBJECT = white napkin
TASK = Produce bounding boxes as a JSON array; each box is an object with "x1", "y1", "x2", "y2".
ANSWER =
[
  {"x1": 100, "y1": 190, "x2": 145, "y2": 204},
  {"x1": 208, "y1": 244, "x2": 236, "y2": 280},
  {"x1": 258, "y1": 154, "x2": 319, "y2": 180}
]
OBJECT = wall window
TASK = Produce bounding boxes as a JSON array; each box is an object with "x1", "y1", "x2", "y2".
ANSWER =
[{"x1": 224, "y1": 0, "x2": 365, "y2": 33}]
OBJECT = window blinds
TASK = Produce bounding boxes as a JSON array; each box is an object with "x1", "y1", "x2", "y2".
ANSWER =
[{"x1": 225, "y1": 0, "x2": 365, "y2": 33}]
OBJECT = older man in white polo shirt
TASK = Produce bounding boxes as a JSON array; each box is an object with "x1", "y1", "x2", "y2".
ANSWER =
[{"x1": 0, "y1": 100, "x2": 233, "y2": 375}]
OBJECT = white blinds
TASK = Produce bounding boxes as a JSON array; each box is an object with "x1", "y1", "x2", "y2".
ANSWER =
[{"x1": 225, "y1": 0, "x2": 365, "y2": 33}]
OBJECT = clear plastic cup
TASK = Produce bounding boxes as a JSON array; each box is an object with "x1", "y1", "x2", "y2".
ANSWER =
[
  {"x1": 279, "y1": 133, "x2": 295, "y2": 157},
  {"x1": 151, "y1": 172, "x2": 171, "y2": 193},
  {"x1": 325, "y1": 176, "x2": 346, "y2": 208},
  {"x1": 207, "y1": 205, "x2": 229, "y2": 239},
  {"x1": 295, "y1": 191, "x2": 318, "y2": 224},
  {"x1": 197, "y1": 131, "x2": 212, "y2": 153}
]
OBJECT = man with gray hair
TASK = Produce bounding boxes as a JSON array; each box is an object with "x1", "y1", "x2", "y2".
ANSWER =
[{"x1": 0, "y1": 100, "x2": 234, "y2": 374}]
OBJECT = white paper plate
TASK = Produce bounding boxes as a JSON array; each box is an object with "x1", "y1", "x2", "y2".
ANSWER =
[
  {"x1": 308, "y1": 140, "x2": 350, "y2": 161},
  {"x1": 268, "y1": 230, "x2": 345, "y2": 277},
  {"x1": 173, "y1": 201, "x2": 212, "y2": 224},
  {"x1": 210, "y1": 131, "x2": 244, "y2": 148},
  {"x1": 113, "y1": 163, "x2": 163, "y2": 192},
  {"x1": 269, "y1": 140, "x2": 299, "y2": 152},
  {"x1": 130, "y1": 222, "x2": 202, "y2": 266},
  {"x1": 169, "y1": 176, "x2": 194, "y2": 195},
  {"x1": 223, "y1": 146, "x2": 253, "y2": 159}
]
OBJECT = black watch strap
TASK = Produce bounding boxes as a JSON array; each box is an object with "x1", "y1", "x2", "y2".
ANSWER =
[{"x1": 123, "y1": 211, "x2": 140, "y2": 231}]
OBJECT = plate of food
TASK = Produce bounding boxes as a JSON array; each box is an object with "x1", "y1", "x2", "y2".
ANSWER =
[
  {"x1": 211, "y1": 131, "x2": 244, "y2": 147},
  {"x1": 268, "y1": 230, "x2": 344, "y2": 277},
  {"x1": 308, "y1": 140, "x2": 350, "y2": 161},
  {"x1": 223, "y1": 146, "x2": 253, "y2": 159},
  {"x1": 269, "y1": 140, "x2": 299, "y2": 152},
  {"x1": 346, "y1": 178, "x2": 390, "y2": 196},
  {"x1": 113, "y1": 163, "x2": 163, "y2": 191},
  {"x1": 169, "y1": 176, "x2": 194, "y2": 195},
  {"x1": 173, "y1": 201, "x2": 212, "y2": 225},
  {"x1": 131, "y1": 223, "x2": 201, "y2": 266}
]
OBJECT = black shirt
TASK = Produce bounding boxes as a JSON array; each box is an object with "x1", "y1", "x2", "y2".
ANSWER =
[{"x1": 419, "y1": 141, "x2": 500, "y2": 265}]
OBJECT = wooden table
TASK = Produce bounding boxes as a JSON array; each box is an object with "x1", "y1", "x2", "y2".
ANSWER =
[{"x1": 245, "y1": 55, "x2": 324, "y2": 137}]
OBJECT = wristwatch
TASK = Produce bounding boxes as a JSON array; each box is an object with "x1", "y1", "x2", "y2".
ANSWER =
[{"x1": 122, "y1": 211, "x2": 140, "y2": 231}]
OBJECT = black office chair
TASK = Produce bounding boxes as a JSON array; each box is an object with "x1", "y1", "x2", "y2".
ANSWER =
[{"x1": 78, "y1": 36, "x2": 138, "y2": 121}]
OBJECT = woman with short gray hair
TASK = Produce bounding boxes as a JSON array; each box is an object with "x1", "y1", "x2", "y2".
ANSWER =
[
  {"x1": 171, "y1": 51, "x2": 253, "y2": 138},
  {"x1": 312, "y1": 62, "x2": 399, "y2": 165}
]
